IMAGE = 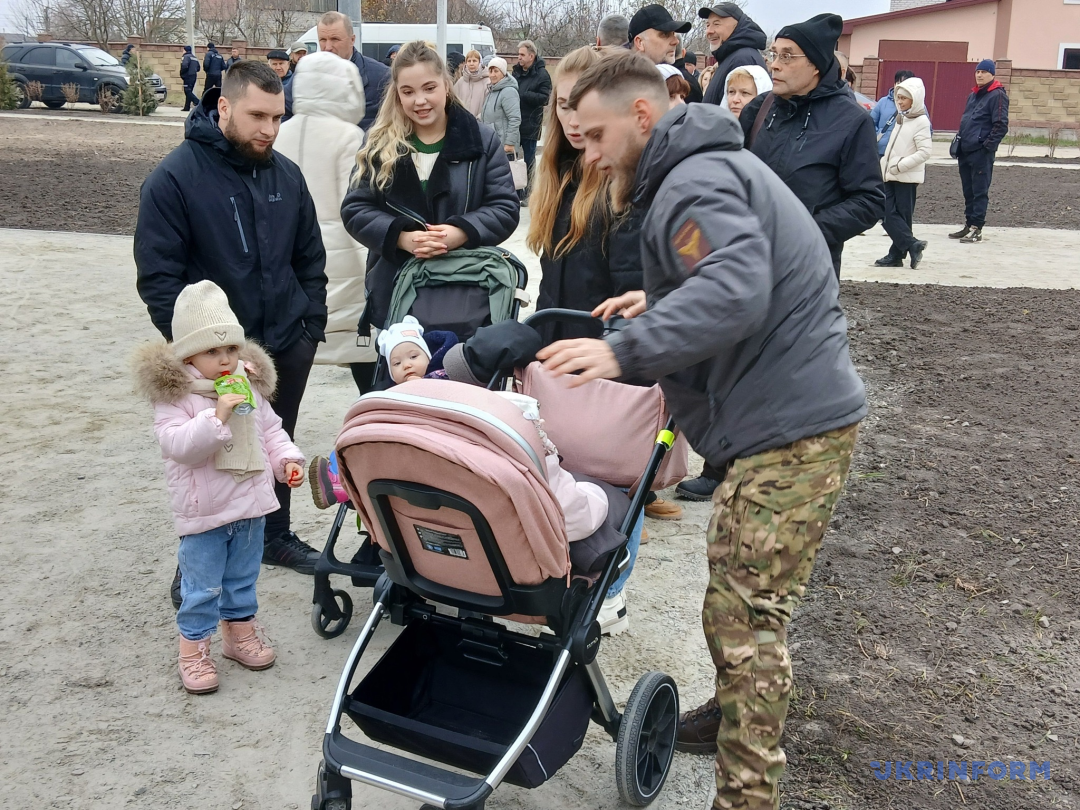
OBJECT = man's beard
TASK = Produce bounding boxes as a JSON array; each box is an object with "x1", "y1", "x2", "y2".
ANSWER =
[
  {"x1": 608, "y1": 149, "x2": 642, "y2": 213},
  {"x1": 223, "y1": 118, "x2": 273, "y2": 162}
]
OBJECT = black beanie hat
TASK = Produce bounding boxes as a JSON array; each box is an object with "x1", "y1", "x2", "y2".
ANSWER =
[{"x1": 775, "y1": 13, "x2": 843, "y2": 77}]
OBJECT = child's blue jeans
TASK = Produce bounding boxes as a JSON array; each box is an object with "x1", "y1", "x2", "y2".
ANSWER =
[
  {"x1": 177, "y1": 517, "x2": 264, "y2": 641},
  {"x1": 608, "y1": 508, "x2": 644, "y2": 599}
]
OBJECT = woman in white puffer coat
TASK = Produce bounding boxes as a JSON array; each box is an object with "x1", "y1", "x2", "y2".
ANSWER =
[
  {"x1": 878, "y1": 76, "x2": 933, "y2": 270},
  {"x1": 275, "y1": 51, "x2": 377, "y2": 394}
]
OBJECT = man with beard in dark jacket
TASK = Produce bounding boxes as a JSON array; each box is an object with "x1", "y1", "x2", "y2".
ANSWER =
[
  {"x1": 950, "y1": 59, "x2": 1009, "y2": 244},
  {"x1": 539, "y1": 52, "x2": 865, "y2": 810},
  {"x1": 512, "y1": 40, "x2": 551, "y2": 201},
  {"x1": 136, "y1": 61, "x2": 328, "y2": 587},
  {"x1": 739, "y1": 13, "x2": 883, "y2": 277},
  {"x1": 699, "y1": 3, "x2": 767, "y2": 106}
]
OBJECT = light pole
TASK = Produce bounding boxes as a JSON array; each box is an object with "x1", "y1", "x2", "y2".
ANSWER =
[
  {"x1": 436, "y1": 0, "x2": 446, "y2": 61},
  {"x1": 185, "y1": 0, "x2": 193, "y2": 48}
]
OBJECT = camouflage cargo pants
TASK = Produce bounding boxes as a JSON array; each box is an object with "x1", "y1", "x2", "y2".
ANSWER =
[{"x1": 704, "y1": 423, "x2": 859, "y2": 810}]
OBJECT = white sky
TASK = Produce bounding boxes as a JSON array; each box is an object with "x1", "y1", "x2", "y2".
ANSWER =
[
  {"x1": 0, "y1": 0, "x2": 893, "y2": 40},
  {"x1": 743, "y1": 0, "x2": 891, "y2": 38}
]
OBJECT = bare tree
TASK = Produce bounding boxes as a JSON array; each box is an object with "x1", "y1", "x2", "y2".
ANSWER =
[{"x1": 118, "y1": 0, "x2": 186, "y2": 41}]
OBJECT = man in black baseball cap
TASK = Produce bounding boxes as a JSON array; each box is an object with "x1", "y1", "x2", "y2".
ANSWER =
[
  {"x1": 629, "y1": 3, "x2": 692, "y2": 65},
  {"x1": 697, "y1": 2, "x2": 767, "y2": 106}
]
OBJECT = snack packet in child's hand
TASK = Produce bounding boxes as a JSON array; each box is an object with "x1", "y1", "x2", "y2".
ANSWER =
[{"x1": 214, "y1": 372, "x2": 256, "y2": 415}]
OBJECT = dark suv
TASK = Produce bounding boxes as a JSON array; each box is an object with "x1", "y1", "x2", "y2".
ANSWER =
[{"x1": 1, "y1": 42, "x2": 167, "y2": 109}]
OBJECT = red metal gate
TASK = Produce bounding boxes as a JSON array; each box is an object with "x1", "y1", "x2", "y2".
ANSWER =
[{"x1": 878, "y1": 60, "x2": 974, "y2": 130}]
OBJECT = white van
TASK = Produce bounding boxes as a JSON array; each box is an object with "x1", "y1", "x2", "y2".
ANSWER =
[{"x1": 296, "y1": 22, "x2": 496, "y2": 63}]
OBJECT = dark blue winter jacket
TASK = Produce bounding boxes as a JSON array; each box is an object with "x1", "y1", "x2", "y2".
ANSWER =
[
  {"x1": 135, "y1": 88, "x2": 327, "y2": 354},
  {"x1": 957, "y1": 80, "x2": 1009, "y2": 154},
  {"x1": 180, "y1": 52, "x2": 199, "y2": 83},
  {"x1": 203, "y1": 47, "x2": 225, "y2": 79},
  {"x1": 349, "y1": 48, "x2": 390, "y2": 131}
]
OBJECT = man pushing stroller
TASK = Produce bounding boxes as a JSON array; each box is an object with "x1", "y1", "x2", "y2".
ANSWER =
[{"x1": 538, "y1": 52, "x2": 867, "y2": 810}]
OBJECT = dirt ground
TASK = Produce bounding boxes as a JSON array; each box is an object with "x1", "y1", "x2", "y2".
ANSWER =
[
  {"x1": 1, "y1": 116, "x2": 1077, "y2": 810},
  {"x1": 4, "y1": 117, "x2": 1080, "y2": 234}
]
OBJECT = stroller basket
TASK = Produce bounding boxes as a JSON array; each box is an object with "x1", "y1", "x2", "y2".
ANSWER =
[{"x1": 347, "y1": 618, "x2": 592, "y2": 789}]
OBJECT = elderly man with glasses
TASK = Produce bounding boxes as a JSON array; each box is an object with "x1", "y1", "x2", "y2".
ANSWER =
[
  {"x1": 675, "y1": 14, "x2": 883, "y2": 513},
  {"x1": 739, "y1": 13, "x2": 883, "y2": 280}
]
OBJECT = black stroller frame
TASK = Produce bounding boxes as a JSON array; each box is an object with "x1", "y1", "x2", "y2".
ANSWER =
[
  {"x1": 312, "y1": 415, "x2": 678, "y2": 810},
  {"x1": 310, "y1": 253, "x2": 532, "y2": 640},
  {"x1": 311, "y1": 311, "x2": 681, "y2": 810}
]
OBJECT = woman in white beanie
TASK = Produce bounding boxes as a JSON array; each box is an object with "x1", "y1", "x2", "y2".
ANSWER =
[
  {"x1": 275, "y1": 51, "x2": 378, "y2": 395},
  {"x1": 132, "y1": 281, "x2": 306, "y2": 695},
  {"x1": 481, "y1": 56, "x2": 521, "y2": 155}
]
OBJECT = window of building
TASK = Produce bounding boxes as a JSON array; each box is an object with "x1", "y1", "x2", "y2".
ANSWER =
[{"x1": 1064, "y1": 48, "x2": 1080, "y2": 69}]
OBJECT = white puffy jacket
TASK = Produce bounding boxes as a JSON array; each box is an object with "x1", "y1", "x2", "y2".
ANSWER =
[
  {"x1": 276, "y1": 52, "x2": 375, "y2": 365},
  {"x1": 881, "y1": 77, "x2": 933, "y2": 185}
]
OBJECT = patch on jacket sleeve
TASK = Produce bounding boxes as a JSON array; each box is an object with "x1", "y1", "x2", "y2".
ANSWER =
[{"x1": 672, "y1": 218, "x2": 712, "y2": 275}]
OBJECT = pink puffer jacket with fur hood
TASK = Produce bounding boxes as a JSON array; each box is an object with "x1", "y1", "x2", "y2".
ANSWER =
[{"x1": 133, "y1": 342, "x2": 304, "y2": 537}]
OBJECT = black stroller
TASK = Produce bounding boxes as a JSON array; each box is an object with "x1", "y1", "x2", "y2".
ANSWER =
[
  {"x1": 311, "y1": 313, "x2": 680, "y2": 810},
  {"x1": 310, "y1": 247, "x2": 531, "y2": 639}
]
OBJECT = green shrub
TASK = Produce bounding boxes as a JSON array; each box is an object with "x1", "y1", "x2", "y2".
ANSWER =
[
  {"x1": 0, "y1": 61, "x2": 20, "y2": 110},
  {"x1": 121, "y1": 52, "x2": 159, "y2": 116}
]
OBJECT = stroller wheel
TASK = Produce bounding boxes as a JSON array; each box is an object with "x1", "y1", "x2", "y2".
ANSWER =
[
  {"x1": 311, "y1": 589, "x2": 354, "y2": 639},
  {"x1": 615, "y1": 671, "x2": 679, "y2": 806},
  {"x1": 312, "y1": 761, "x2": 351, "y2": 810}
]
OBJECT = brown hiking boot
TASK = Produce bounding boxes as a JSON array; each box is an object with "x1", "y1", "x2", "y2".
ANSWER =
[
  {"x1": 644, "y1": 498, "x2": 683, "y2": 521},
  {"x1": 675, "y1": 696, "x2": 722, "y2": 754}
]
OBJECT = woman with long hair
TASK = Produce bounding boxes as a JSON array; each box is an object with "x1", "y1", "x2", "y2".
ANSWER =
[
  {"x1": 454, "y1": 48, "x2": 489, "y2": 118},
  {"x1": 341, "y1": 41, "x2": 520, "y2": 340},
  {"x1": 527, "y1": 46, "x2": 641, "y2": 342},
  {"x1": 526, "y1": 47, "x2": 679, "y2": 619}
]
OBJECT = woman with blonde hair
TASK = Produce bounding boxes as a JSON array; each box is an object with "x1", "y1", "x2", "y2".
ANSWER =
[
  {"x1": 341, "y1": 41, "x2": 519, "y2": 339},
  {"x1": 454, "y1": 48, "x2": 489, "y2": 117}
]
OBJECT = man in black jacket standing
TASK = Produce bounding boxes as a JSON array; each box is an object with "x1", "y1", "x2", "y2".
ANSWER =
[
  {"x1": 316, "y1": 11, "x2": 390, "y2": 132},
  {"x1": 678, "y1": 14, "x2": 882, "y2": 503},
  {"x1": 203, "y1": 42, "x2": 225, "y2": 92},
  {"x1": 951, "y1": 59, "x2": 1009, "y2": 244},
  {"x1": 699, "y1": 3, "x2": 767, "y2": 106},
  {"x1": 136, "y1": 61, "x2": 328, "y2": 581},
  {"x1": 180, "y1": 45, "x2": 199, "y2": 111},
  {"x1": 512, "y1": 40, "x2": 551, "y2": 202}
]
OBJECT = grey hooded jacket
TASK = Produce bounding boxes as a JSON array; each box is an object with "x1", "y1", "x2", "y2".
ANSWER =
[
  {"x1": 481, "y1": 75, "x2": 521, "y2": 150},
  {"x1": 606, "y1": 104, "x2": 866, "y2": 469}
]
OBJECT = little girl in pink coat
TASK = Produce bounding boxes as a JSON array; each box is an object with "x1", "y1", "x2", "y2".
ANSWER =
[{"x1": 134, "y1": 281, "x2": 305, "y2": 694}]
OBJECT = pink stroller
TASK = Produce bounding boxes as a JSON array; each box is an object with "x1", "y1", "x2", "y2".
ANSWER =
[{"x1": 313, "y1": 360, "x2": 682, "y2": 810}]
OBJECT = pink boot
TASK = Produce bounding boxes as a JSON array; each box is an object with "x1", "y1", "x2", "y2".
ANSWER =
[
  {"x1": 178, "y1": 636, "x2": 219, "y2": 694},
  {"x1": 220, "y1": 618, "x2": 276, "y2": 670},
  {"x1": 308, "y1": 454, "x2": 351, "y2": 510}
]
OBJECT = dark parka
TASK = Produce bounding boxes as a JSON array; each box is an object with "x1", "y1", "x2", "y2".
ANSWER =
[
  {"x1": 957, "y1": 80, "x2": 1009, "y2": 153},
  {"x1": 606, "y1": 103, "x2": 866, "y2": 469},
  {"x1": 203, "y1": 47, "x2": 225, "y2": 80},
  {"x1": 180, "y1": 51, "x2": 199, "y2": 83},
  {"x1": 535, "y1": 158, "x2": 644, "y2": 342},
  {"x1": 348, "y1": 48, "x2": 391, "y2": 132},
  {"x1": 512, "y1": 56, "x2": 552, "y2": 141},
  {"x1": 135, "y1": 88, "x2": 328, "y2": 354},
  {"x1": 701, "y1": 16, "x2": 767, "y2": 106},
  {"x1": 740, "y1": 68, "x2": 885, "y2": 274},
  {"x1": 340, "y1": 104, "x2": 521, "y2": 333},
  {"x1": 674, "y1": 57, "x2": 703, "y2": 104}
]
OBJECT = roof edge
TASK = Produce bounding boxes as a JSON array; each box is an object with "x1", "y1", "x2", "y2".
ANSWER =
[{"x1": 843, "y1": 0, "x2": 999, "y2": 35}]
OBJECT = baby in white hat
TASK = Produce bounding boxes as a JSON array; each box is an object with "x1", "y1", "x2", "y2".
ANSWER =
[{"x1": 377, "y1": 315, "x2": 440, "y2": 384}]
